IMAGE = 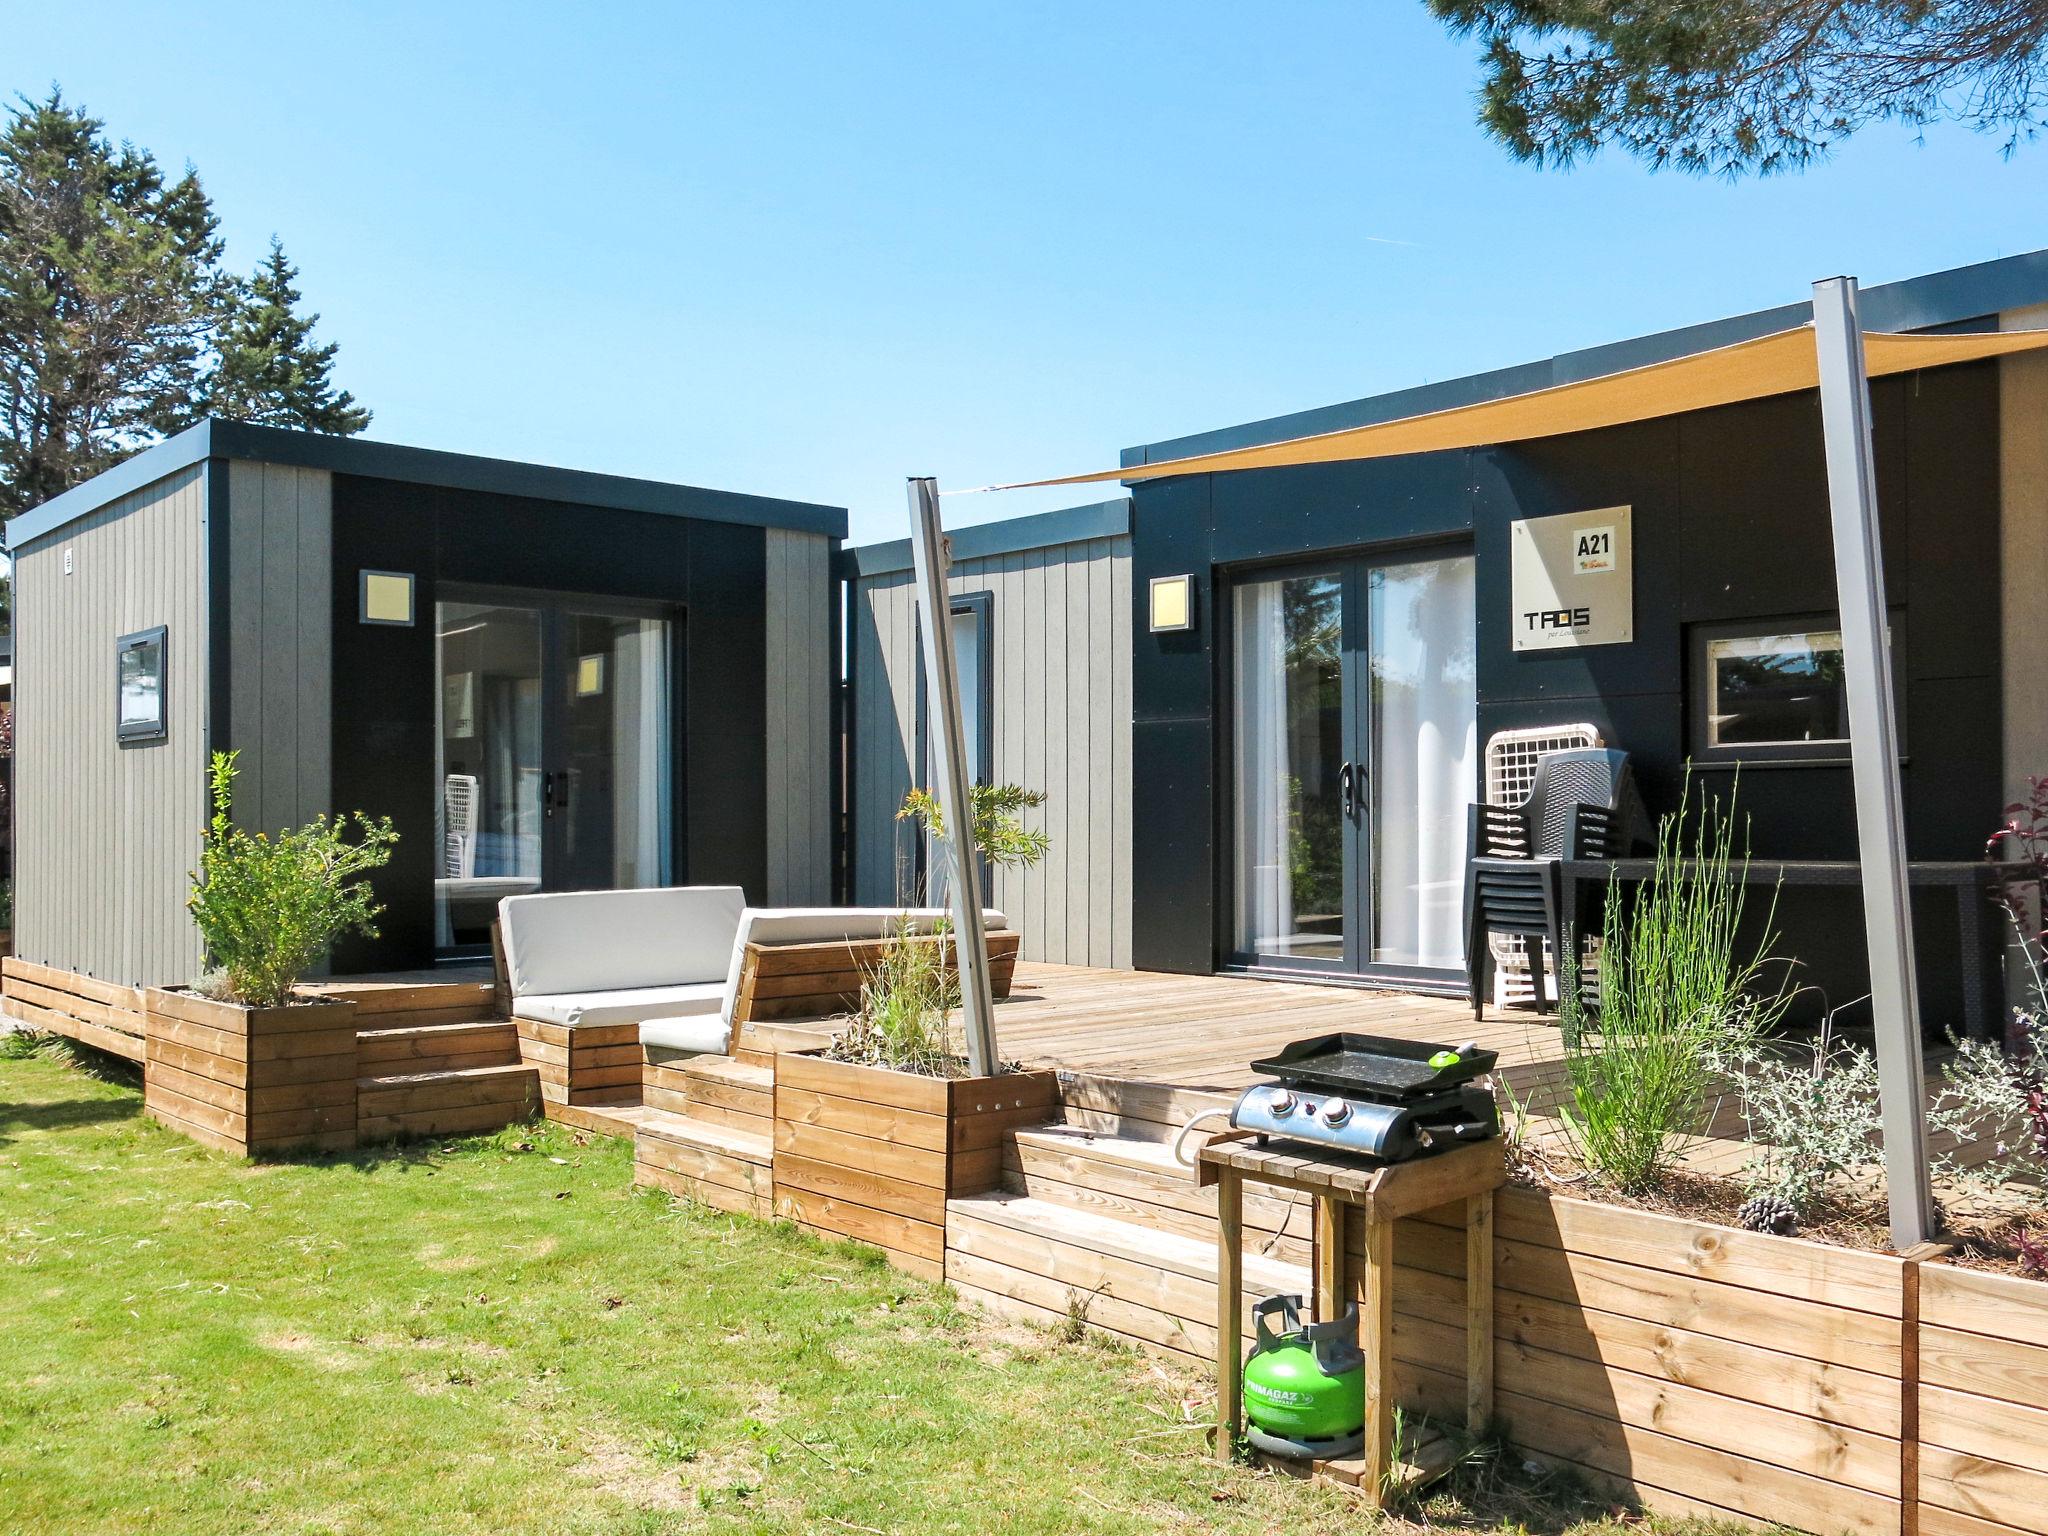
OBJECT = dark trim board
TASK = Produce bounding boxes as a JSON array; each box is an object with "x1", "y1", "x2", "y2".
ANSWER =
[
  {"x1": 8, "y1": 419, "x2": 847, "y2": 551},
  {"x1": 204, "y1": 457, "x2": 233, "y2": 775}
]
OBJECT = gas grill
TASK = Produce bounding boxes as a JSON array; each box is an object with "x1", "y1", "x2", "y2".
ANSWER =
[{"x1": 1227, "y1": 1032, "x2": 1501, "y2": 1161}]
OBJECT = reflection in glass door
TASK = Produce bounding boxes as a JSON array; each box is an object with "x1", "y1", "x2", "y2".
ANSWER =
[
  {"x1": 435, "y1": 595, "x2": 675, "y2": 954},
  {"x1": 1230, "y1": 555, "x2": 1476, "y2": 977},
  {"x1": 436, "y1": 601, "x2": 545, "y2": 950},
  {"x1": 560, "y1": 611, "x2": 673, "y2": 892},
  {"x1": 1231, "y1": 570, "x2": 1349, "y2": 964}
]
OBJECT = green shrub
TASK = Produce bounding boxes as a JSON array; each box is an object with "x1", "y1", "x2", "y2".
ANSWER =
[
  {"x1": 186, "y1": 750, "x2": 398, "y2": 1007},
  {"x1": 1558, "y1": 776, "x2": 1786, "y2": 1193}
]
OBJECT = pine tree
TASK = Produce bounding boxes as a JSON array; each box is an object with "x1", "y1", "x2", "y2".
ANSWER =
[
  {"x1": 203, "y1": 238, "x2": 369, "y2": 435},
  {"x1": 1430, "y1": 1, "x2": 2048, "y2": 176},
  {"x1": 0, "y1": 91, "x2": 225, "y2": 516}
]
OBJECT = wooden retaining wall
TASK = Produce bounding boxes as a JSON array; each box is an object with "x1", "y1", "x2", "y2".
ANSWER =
[
  {"x1": 0, "y1": 957, "x2": 146, "y2": 1060},
  {"x1": 1380, "y1": 1188, "x2": 1912, "y2": 1535},
  {"x1": 1917, "y1": 1263, "x2": 2048, "y2": 1535}
]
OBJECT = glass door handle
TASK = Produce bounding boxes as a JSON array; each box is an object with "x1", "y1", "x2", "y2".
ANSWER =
[
  {"x1": 543, "y1": 771, "x2": 556, "y2": 819},
  {"x1": 1340, "y1": 761, "x2": 1356, "y2": 819}
]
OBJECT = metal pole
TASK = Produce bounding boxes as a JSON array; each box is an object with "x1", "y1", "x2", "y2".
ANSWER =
[
  {"x1": 906, "y1": 476, "x2": 1000, "y2": 1077},
  {"x1": 1812, "y1": 276, "x2": 1935, "y2": 1250}
]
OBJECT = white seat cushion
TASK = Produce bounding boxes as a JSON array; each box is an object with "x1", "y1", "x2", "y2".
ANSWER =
[
  {"x1": 515, "y1": 982, "x2": 725, "y2": 1029},
  {"x1": 639, "y1": 1016, "x2": 731, "y2": 1055},
  {"x1": 717, "y1": 906, "x2": 1010, "y2": 1025},
  {"x1": 499, "y1": 886, "x2": 746, "y2": 998}
]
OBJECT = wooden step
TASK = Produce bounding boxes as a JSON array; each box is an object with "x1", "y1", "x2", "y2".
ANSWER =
[
  {"x1": 643, "y1": 1052, "x2": 773, "y2": 1131},
  {"x1": 355, "y1": 1063, "x2": 540, "y2": 1141},
  {"x1": 944, "y1": 1191, "x2": 1306, "y2": 1362},
  {"x1": 1006, "y1": 1124, "x2": 1314, "y2": 1265},
  {"x1": 632, "y1": 1108, "x2": 773, "y2": 1218},
  {"x1": 356, "y1": 1020, "x2": 519, "y2": 1073}
]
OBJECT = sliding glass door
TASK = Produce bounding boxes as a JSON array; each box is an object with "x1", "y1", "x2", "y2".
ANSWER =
[
  {"x1": 435, "y1": 591, "x2": 676, "y2": 953},
  {"x1": 1229, "y1": 553, "x2": 1476, "y2": 978}
]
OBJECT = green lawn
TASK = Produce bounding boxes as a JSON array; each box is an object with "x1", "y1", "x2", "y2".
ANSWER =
[{"x1": 0, "y1": 1039, "x2": 1762, "y2": 1535}]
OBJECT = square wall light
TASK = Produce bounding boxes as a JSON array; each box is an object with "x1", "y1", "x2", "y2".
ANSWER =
[
  {"x1": 1149, "y1": 574, "x2": 1193, "y2": 633},
  {"x1": 360, "y1": 570, "x2": 415, "y2": 626}
]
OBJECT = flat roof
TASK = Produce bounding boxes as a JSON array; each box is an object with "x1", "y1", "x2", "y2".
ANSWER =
[
  {"x1": 843, "y1": 497, "x2": 1130, "y2": 577},
  {"x1": 5, "y1": 418, "x2": 848, "y2": 550},
  {"x1": 1120, "y1": 247, "x2": 2048, "y2": 466}
]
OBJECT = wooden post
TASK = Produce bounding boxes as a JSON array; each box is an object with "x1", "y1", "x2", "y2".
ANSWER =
[
  {"x1": 1216, "y1": 1166, "x2": 1244, "y2": 1465},
  {"x1": 1359, "y1": 1214, "x2": 1396, "y2": 1497},
  {"x1": 1465, "y1": 1189, "x2": 1495, "y2": 1433},
  {"x1": 1314, "y1": 1193, "x2": 1343, "y2": 1322}
]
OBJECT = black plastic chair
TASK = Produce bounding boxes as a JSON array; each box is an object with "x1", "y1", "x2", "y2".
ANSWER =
[{"x1": 1463, "y1": 749, "x2": 1638, "y2": 1018}]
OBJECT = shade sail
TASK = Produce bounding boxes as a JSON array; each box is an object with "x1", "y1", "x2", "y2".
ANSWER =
[{"x1": 981, "y1": 324, "x2": 2048, "y2": 492}]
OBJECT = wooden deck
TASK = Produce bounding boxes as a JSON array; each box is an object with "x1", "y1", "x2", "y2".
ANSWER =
[{"x1": 993, "y1": 963, "x2": 1547, "y2": 1097}]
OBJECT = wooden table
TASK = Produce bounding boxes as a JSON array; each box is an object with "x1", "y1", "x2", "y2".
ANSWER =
[
  {"x1": 1560, "y1": 857, "x2": 2039, "y2": 1042},
  {"x1": 1196, "y1": 1134, "x2": 1506, "y2": 1504}
]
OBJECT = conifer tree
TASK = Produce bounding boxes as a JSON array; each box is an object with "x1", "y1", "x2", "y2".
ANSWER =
[
  {"x1": 0, "y1": 91, "x2": 224, "y2": 515},
  {"x1": 203, "y1": 237, "x2": 370, "y2": 435},
  {"x1": 1430, "y1": 1, "x2": 2048, "y2": 176}
]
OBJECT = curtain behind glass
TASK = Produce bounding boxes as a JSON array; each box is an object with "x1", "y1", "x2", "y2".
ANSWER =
[
  {"x1": 1233, "y1": 581, "x2": 1291, "y2": 954},
  {"x1": 1370, "y1": 557, "x2": 1476, "y2": 968}
]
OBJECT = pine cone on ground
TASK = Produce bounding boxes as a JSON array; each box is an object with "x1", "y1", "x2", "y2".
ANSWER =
[{"x1": 1738, "y1": 1192, "x2": 1797, "y2": 1236}]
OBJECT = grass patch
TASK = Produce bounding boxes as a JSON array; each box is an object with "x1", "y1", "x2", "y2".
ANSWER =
[{"x1": 0, "y1": 1048, "x2": 1770, "y2": 1535}]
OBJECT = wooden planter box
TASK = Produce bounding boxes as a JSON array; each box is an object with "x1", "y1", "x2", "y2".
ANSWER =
[
  {"x1": 142, "y1": 988, "x2": 358, "y2": 1157},
  {"x1": 734, "y1": 929, "x2": 1023, "y2": 1025},
  {"x1": 771, "y1": 1049, "x2": 1057, "y2": 1280}
]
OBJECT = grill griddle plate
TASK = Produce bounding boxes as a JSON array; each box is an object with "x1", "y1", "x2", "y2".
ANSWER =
[{"x1": 1247, "y1": 1032, "x2": 1498, "y2": 1100}]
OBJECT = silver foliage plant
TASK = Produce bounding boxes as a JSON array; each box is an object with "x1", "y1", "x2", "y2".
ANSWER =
[
  {"x1": 1711, "y1": 1006, "x2": 1886, "y2": 1218},
  {"x1": 1928, "y1": 777, "x2": 2048, "y2": 1213}
]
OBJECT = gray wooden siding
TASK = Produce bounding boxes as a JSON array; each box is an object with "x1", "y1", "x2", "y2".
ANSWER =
[
  {"x1": 226, "y1": 460, "x2": 332, "y2": 834},
  {"x1": 849, "y1": 534, "x2": 1132, "y2": 967},
  {"x1": 12, "y1": 464, "x2": 211, "y2": 985},
  {"x1": 764, "y1": 528, "x2": 833, "y2": 903}
]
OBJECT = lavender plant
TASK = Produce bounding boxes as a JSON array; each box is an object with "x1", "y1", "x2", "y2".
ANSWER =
[{"x1": 1557, "y1": 774, "x2": 1789, "y2": 1194}]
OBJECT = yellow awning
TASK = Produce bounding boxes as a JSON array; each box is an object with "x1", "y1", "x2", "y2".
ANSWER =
[{"x1": 983, "y1": 325, "x2": 2048, "y2": 492}]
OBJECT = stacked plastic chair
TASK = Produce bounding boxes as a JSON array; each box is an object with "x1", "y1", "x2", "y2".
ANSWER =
[{"x1": 1462, "y1": 748, "x2": 1643, "y2": 1019}]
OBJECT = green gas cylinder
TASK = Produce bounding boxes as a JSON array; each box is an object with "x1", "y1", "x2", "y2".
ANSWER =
[{"x1": 1241, "y1": 1296, "x2": 1365, "y2": 1458}]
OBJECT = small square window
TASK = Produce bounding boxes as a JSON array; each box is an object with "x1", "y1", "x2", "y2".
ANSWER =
[
  {"x1": 1690, "y1": 617, "x2": 1903, "y2": 764},
  {"x1": 116, "y1": 626, "x2": 168, "y2": 743},
  {"x1": 360, "y1": 570, "x2": 416, "y2": 626},
  {"x1": 1707, "y1": 629, "x2": 1848, "y2": 748}
]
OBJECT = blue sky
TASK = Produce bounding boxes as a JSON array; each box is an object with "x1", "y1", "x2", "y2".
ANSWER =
[{"x1": 12, "y1": 2, "x2": 2048, "y2": 544}]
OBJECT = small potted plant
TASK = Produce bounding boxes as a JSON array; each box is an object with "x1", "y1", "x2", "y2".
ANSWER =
[
  {"x1": 771, "y1": 782, "x2": 1056, "y2": 1277},
  {"x1": 142, "y1": 751, "x2": 397, "y2": 1156}
]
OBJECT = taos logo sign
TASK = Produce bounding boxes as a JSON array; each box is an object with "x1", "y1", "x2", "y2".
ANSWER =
[
  {"x1": 1522, "y1": 606, "x2": 1592, "y2": 633},
  {"x1": 1509, "y1": 506, "x2": 1633, "y2": 651}
]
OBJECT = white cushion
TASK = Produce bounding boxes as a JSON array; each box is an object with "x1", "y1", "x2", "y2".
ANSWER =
[
  {"x1": 515, "y1": 981, "x2": 725, "y2": 1029},
  {"x1": 639, "y1": 1016, "x2": 732, "y2": 1055},
  {"x1": 499, "y1": 886, "x2": 745, "y2": 997},
  {"x1": 717, "y1": 906, "x2": 1009, "y2": 1025}
]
